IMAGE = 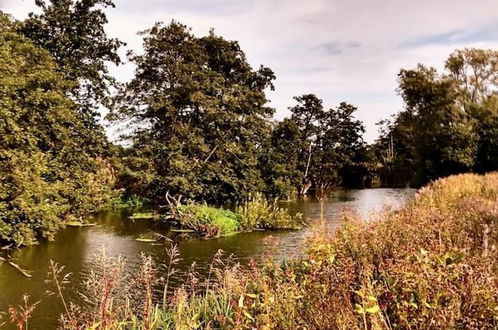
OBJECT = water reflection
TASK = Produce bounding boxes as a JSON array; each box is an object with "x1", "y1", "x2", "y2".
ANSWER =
[{"x1": 0, "y1": 188, "x2": 414, "y2": 328}]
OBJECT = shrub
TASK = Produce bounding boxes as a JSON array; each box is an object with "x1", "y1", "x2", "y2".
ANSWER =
[{"x1": 166, "y1": 195, "x2": 303, "y2": 237}]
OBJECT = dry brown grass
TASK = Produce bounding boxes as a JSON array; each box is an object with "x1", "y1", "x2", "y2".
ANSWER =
[{"x1": 16, "y1": 172, "x2": 498, "y2": 329}]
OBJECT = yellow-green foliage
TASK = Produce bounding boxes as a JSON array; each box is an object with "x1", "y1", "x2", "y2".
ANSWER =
[
  {"x1": 176, "y1": 204, "x2": 240, "y2": 236},
  {"x1": 0, "y1": 23, "x2": 115, "y2": 247},
  {"x1": 168, "y1": 196, "x2": 303, "y2": 237},
  {"x1": 236, "y1": 193, "x2": 303, "y2": 230},
  {"x1": 47, "y1": 173, "x2": 498, "y2": 329}
]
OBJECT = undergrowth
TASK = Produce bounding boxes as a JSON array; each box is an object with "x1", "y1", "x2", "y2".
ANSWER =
[{"x1": 6, "y1": 172, "x2": 498, "y2": 329}]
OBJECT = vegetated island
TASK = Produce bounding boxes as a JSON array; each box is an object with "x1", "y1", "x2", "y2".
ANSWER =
[{"x1": 129, "y1": 193, "x2": 304, "y2": 238}]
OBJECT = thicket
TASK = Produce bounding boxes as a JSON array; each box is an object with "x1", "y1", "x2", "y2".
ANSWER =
[{"x1": 15, "y1": 172, "x2": 496, "y2": 329}]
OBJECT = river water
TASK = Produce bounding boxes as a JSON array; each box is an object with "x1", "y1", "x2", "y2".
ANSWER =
[{"x1": 0, "y1": 188, "x2": 414, "y2": 328}]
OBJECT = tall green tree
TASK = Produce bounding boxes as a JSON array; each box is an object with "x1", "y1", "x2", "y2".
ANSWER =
[
  {"x1": 445, "y1": 48, "x2": 498, "y2": 104},
  {"x1": 446, "y1": 49, "x2": 498, "y2": 173},
  {"x1": 318, "y1": 102, "x2": 366, "y2": 189},
  {"x1": 20, "y1": 0, "x2": 124, "y2": 150},
  {"x1": 375, "y1": 48, "x2": 498, "y2": 186},
  {"x1": 397, "y1": 65, "x2": 477, "y2": 182},
  {"x1": 111, "y1": 21, "x2": 275, "y2": 203},
  {"x1": 283, "y1": 95, "x2": 366, "y2": 195},
  {"x1": 287, "y1": 94, "x2": 325, "y2": 195},
  {"x1": 259, "y1": 119, "x2": 302, "y2": 198},
  {"x1": 374, "y1": 113, "x2": 417, "y2": 186},
  {"x1": 0, "y1": 15, "x2": 115, "y2": 246}
]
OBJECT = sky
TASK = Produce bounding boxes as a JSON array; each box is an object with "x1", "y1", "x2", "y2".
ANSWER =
[{"x1": 2, "y1": 0, "x2": 498, "y2": 142}]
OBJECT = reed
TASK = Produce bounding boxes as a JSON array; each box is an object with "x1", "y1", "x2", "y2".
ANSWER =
[{"x1": 8, "y1": 172, "x2": 497, "y2": 329}]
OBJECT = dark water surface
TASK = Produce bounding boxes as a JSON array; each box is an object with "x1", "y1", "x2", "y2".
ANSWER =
[{"x1": 0, "y1": 188, "x2": 414, "y2": 328}]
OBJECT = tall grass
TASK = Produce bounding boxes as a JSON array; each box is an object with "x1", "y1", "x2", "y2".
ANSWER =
[
  {"x1": 109, "y1": 194, "x2": 149, "y2": 209},
  {"x1": 9, "y1": 172, "x2": 498, "y2": 329},
  {"x1": 236, "y1": 193, "x2": 304, "y2": 231}
]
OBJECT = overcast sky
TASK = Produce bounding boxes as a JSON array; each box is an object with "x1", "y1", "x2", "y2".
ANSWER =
[{"x1": 3, "y1": 0, "x2": 498, "y2": 142}]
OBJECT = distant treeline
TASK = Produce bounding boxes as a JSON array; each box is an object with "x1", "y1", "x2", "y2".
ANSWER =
[{"x1": 1, "y1": 0, "x2": 497, "y2": 246}]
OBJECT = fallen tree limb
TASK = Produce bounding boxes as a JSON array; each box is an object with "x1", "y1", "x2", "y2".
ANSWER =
[
  {"x1": 8, "y1": 261, "x2": 32, "y2": 278},
  {"x1": 0, "y1": 256, "x2": 32, "y2": 278}
]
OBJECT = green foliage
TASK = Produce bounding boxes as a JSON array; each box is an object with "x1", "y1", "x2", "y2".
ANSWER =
[
  {"x1": 109, "y1": 194, "x2": 148, "y2": 209},
  {"x1": 165, "y1": 195, "x2": 302, "y2": 237},
  {"x1": 375, "y1": 48, "x2": 498, "y2": 186},
  {"x1": 259, "y1": 119, "x2": 302, "y2": 198},
  {"x1": 276, "y1": 94, "x2": 367, "y2": 195},
  {"x1": 236, "y1": 193, "x2": 303, "y2": 230},
  {"x1": 109, "y1": 21, "x2": 276, "y2": 204},
  {"x1": 20, "y1": 0, "x2": 124, "y2": 120},
  {"x1": 0, "y1": 17, "x2": 115, "y2": 246},
  {"x1": 177, "y1": 204, "x2": 240, "y2": 236}
]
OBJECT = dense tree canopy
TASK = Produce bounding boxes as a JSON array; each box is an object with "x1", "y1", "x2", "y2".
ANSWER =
[
  {"x1": 111, "y1": 21, "x2": 276, "y2": 203},
  {"x1": 20, "y1": 0, "x2": 124, "y2": 150},
  {"x1": 375, "y1": 49, "x2": 498, "y2": 185},
  {"x1": 0, "y1": 18, "x2": 115, "y2": 246}
]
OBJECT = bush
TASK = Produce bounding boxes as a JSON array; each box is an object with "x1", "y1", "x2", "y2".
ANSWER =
[{"x1": 165, "y1": 194, "x2": 303, "y2": 237}]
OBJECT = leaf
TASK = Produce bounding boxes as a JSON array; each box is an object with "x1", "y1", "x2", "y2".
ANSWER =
[
  {"x1": 366, "y1": 305, "x2": 381, "y2": 314},
  {"x1": 354, "y1": 304, "x2": 366, "y2": 315},
  {"x1": 243, "y1": 311, "x2": 254, "y2": 321}
]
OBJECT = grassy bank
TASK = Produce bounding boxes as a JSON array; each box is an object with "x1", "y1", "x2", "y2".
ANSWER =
[{"x1": 8, "y1": 173, "x2": 498, "y2": 329}]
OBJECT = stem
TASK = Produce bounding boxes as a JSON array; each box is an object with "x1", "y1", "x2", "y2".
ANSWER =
[{"x1": 162, "y1": 257, "x2": 174, "y2": 311}]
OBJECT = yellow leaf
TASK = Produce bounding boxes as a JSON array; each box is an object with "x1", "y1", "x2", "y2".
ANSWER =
[
  {"x1": 243, "y1": 311, "x2": 254, "y2": 321},
  {"x1": 366, "y1": 305, "x2": 381, "y2": 314}
]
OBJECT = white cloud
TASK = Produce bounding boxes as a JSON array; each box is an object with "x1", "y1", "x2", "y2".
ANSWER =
[{"x1": 2, "y1": 0, "x2": 498, "y2": 142}]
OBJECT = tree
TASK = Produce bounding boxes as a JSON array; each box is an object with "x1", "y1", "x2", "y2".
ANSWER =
[
  {"x1": 285, "y1": 95, "x2": 366, "y2": 195},
  {"x1": 287, "y1": 94, "x2": 325, "y2": 195},
  {"x1": 20, "y1": 0, "x2": 124, "y2": 146},
  {"x1": 446, "y1": 49, "x2": 498, "y2": 173},
  {"x1": 259, "y1": 119, "x2": 302, "y2": 198},
  {"x1": 374, "y1": 49, "x2": 498, "y2": 186},
  {"x1": 445, "y1": 48, "x2": 498, "y2": 104},
  {"x1": 374, "y1": 113, "x2": 417, "y2": 186},
  {"x1": 320, "y1": 102, "x2": 366, "y2": 189},
  {"x1": 111, "y1": 21, "x2": 275, "y2": 203},
  {"x1": 400, "y1": 65, "x2": 477, "y2": 182},
  {"x1": 0, "y1": 16, "x2": 115, "y2": 246},
  {"x1": 310, "y1": 102, "x2": 365, "y2": 194}
]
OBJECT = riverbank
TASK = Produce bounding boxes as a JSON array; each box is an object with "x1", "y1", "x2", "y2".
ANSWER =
[{"x1": 14, "y1": 172, "x2": 495, "y2": 329}]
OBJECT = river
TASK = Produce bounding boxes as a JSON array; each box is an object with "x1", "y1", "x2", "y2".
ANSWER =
[{"x1": 0, "y1": 188, "x2": 414, "y2": 329}]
